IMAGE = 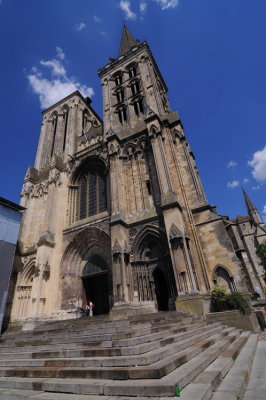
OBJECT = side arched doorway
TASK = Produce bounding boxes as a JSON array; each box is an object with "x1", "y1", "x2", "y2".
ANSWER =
[
  {"x1": 132, "y1": 226, "x2": 177, "y2": 311},
  {"x1": 81, "y1": 256, "x2": 110, "y2": 315}
]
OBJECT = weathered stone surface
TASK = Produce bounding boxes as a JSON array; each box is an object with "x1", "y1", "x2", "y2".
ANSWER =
[{"x1": 8, "y1": 26, "x2": 265, "y2": 329}]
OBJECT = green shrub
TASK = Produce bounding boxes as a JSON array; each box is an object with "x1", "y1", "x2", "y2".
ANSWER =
[
  {"x1": 211, "y1": 287, "x2": 251, "y2": 315},
  {"x1": 257, "y1": 243, "x2": 266, "y2": 281},
  {"x1": 211, "y1": 287, "x2": 227, "y2": 303},
  {"x1": 226, "y1": 292, "x2": 251, "y2": 315}
]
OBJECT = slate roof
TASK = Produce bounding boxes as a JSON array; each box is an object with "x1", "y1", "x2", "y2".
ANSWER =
[{"x1": 118, "y1": 25, "x2": 139, "y2": 57}]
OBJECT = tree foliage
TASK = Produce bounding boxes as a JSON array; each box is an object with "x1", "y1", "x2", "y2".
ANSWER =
[
  {"x1": 211, "y1": 287, "x2": 251, "y2": 315},
  {"x1": 257, "y1": 243, "x2": 266, "y2": 280}
]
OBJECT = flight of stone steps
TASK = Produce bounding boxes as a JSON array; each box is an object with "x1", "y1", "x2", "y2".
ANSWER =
[{"x1": 0, "y1": 311, "x2": 258, "y2": 399}]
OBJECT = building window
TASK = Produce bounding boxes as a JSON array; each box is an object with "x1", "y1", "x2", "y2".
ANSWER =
[
  {"x1": 50, "y1": 113, "x2": 58, "y2": 157},
  {"x1": 79, "y1": 164, "x2": 107, "y2": 220},
  {"x1": 82, "y1": 109, "x2": 90, "y2": 132},
  {"x1": 114, "y1": 73, "x2": 123, "y2": 86},
  {"x1": 117, "y1": 106, "x2": 127, "y2": 124},
  {"x1": 115, "y1": 88, "x2": 124, "y2": 104},
  {"x1": 62, "y1": 107, "x2": 69, "y2": 152},
  {"x1": 133, "y1": 98, "x2": 144, "y2": 117},
  {"x1": 131, "y1": 80, "x2": 140, "y2": 96},
  {"x1": 128, "y1": 64, "x2": 137, "y2": 79}
]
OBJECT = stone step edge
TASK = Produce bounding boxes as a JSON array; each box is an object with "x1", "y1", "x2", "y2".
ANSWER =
[
  {"x1": 0, "y1": 321, "x2": 210, "y2": 349},
  {"x1": 179, "y1": 331, "x2": 251, "y2": 400},
  {"x1": 0, "y1": 325, "x2": 230, "y2": 370},
  {"x1": 0, "y1": 387, "x2": 179, "y2": 400},
  {"x1": 0, "y1": 332, "x2": 240, "y2": 397},
  {"x1": 0, "y1": 322, "x2": 220, "y2": 356},
  {"x1": 0, "y1": 327, "x2": 237, "y2": 381},
  {"x1": 211, "y1": 333, "x2": 258, "y2": 400}
]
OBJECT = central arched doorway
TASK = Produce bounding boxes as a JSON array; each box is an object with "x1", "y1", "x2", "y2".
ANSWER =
[
  {"x1": 81, "y1": 256, "x2": 110, "y2": 315},
  {"x1": 60, "y1": 227, "x2": 112, "y2": 313},
  {"x1": 153, "y1": 267, "x2": 169, "y2": 311}
]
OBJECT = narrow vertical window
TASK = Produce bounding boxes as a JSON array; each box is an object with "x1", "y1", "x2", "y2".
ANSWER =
[
  {"x1": 118, "y1": 106, "x2": 127, "y2": 124},
  {"x1": 50, "y1": 114, "x2": 58, "y2": 157},
  {"x1": 80, "y1": 176, "x2": 87, "y2": 219},
  {"x1": 62, "y1": 109, "x2": 69, "y2": 152},
  {"x1": 131, "y1": 80, "x2": 140, "y2": 96},
  {"x1": 134, "y1": 98, "x2": 144, "y2": 117},
  {"x1": 116, "y1": 88, "x2": 124, "y2": 103},
  {"x1": 89, "y1": 172, "x2": 97, "y2": 216},
  {"x1": 98, "y1": 173, "x2": 107, "y2": 213},
  {"x1": 128, "y1": 65, "x2": 137, "y2": 79},
  {"x1": 114, "y1": 74, "x2": 122, "y2": 86}
]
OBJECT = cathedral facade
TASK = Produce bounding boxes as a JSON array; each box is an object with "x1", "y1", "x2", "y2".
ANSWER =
[{"x1": 10, "y1": 27, "x2": 266, "y2": 322}]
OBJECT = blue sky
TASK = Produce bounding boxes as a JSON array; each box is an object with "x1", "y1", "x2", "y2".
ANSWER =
[{"x1": 0, "y1": 0, "x2": 265, "y2": 221}]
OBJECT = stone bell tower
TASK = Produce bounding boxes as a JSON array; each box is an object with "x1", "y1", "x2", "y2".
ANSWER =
[{"x1": 98, "y1": 26, "x2": 254, "y2": 318}]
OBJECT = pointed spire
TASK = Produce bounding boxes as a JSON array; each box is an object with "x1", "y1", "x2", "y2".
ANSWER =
[
  {"x1": 242, "y1": 189, "x2": 262, "y2": 225},
  {"x1": 118, "y1": 25, "x2": 139, "y2": 57}
]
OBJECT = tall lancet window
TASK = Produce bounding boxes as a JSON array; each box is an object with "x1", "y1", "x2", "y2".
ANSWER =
[
  {"x1": 62, "y1": 106, "x2": 69, "y2": 152},
  {"x1": 79, "y1": 161, "x2": 107, "y2": 220},
  {"x1": 50, "y1": 112, "x2": 58, "y2": 157}
]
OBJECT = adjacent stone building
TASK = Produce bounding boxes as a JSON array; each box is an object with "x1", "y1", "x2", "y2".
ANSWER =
[
  {"x1": 10, "y1": 27, "x2": 266, "y2": 323},
  {"x1": 0, "y1": 197, "x2": 24, "y2": 330}
]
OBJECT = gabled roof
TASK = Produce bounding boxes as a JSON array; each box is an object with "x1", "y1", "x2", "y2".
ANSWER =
[{"x1": 118, "y1": 25, "x2": 139, "y2": 57}]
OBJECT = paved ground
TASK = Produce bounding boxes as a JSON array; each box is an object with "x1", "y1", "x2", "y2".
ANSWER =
[{"x1": 242, "y1": 331, "x2": 266, "y2": 400}]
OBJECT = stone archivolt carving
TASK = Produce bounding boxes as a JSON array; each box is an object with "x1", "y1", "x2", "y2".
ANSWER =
[
  {"x1": 129, "y1": 226, "x2": 142, "y2": 244},
  {"x1": 37, "y1": 231, "x2": 55, "y2": 248},
  {"x1": 113, "y1": 239, "x2": 122, "y2": 256},
  {"x1": 123, "y1": 241, "x2": 130, "y2": 255},
  {"x1": 120, "y1": 136, "x2": 148, "y2": 160},
  {"x1": 67, "y1": 155, "x2": 77, "y2": 174},
  {"x1": 169, "y1": 223, "x2": 184, "y2": 242},
  {"x1": 108, "y1": 142, "x2": 120, "y2": 156}
]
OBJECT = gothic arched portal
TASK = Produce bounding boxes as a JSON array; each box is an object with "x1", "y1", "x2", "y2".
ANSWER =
[
  {"x1": 81, "y1": 255, "x2": 110, "y2": 315},
  {"x1": 60, "y1": 227, "x2": 112, "y2": 314},
  {"x1": 131, "y1": 226, "x2": 177, "y2": 310}
]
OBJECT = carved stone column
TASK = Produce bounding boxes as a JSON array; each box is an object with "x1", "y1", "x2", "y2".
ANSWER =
[
  {"x1": 113, "y1": 240, "x2": 128, "y2": 303},
  {"x1": 169, "y1": 224, "x2": 197, "y2": 294},
  {"x1": 30, "y1": 262, "x2": 50, "y2": 317}
]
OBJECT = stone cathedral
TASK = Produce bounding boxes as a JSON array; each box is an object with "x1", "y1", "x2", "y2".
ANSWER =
[{"x1": 9, "y1": 27, "x2": 266, "y2": 323}]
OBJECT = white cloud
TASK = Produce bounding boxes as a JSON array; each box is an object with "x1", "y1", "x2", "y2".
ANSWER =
[
  {"x1": 119, "y1": 0, "x2": 136, "y2": 20},
  {"x1": 248, "y1": 146, "x2": 266, "y2": 182},
  {"x1": 243, "y1": 178, "x2": 249, "y2": 184},
  {"x1": 55, "y1": 46, "x2": 65, "y2": 60},
  {"x1": 153, "y1": 0, "x2": 179, "y2": 10},
  {"x1": 227, "y1": 180, "x2": 240, "y2": 189},
  {"x1": 227, "y1": 160, "x2": 238, "y2": 168},
  {"x1": 76, "y1": 22, "x2": 86, "y2": 31},
  {"x1": 140, "y1": 2, "x2": 147, "y2": 13},
  {"x1": 252, "y1": 185, "x2": 261, "y2": 191},
  {"x1": 93, "y1": 15, "x2": 102, "y2": 23},
  {"x1": 262, "y1": 206, "x2": 266, "y2": 223},
  {"x1": 28, "y1": 51, "x2": 94, "y2": 109},
  {"x1": 40, "y1": 60, "x2": 66, "y2": 76}
]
